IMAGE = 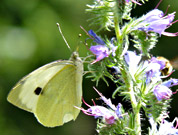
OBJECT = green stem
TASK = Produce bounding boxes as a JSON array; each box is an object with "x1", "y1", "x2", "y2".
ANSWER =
[
  {"x1": 119, "y1": 63, "x2": 141, "y2": 135},
  {"x1": 119, "y1": 63, "x2": 137, "y2": 109},
  {"x1": 135, "y1": 102, "x2": 141, "y2": 135},
  {"x1": 113, "y1": 1, "x2": 141, "y2": 134},
  {"x1": 113, "y1": 0, "x2": 122, "y2": 56}
]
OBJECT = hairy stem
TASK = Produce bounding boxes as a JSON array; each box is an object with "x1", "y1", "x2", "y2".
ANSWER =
[
  {"x1": 113, "y1": 0, "x2": 122, "y2": 56},
  {"x1": 113, "y1": 1, "x2": 141, "y2": 134}
]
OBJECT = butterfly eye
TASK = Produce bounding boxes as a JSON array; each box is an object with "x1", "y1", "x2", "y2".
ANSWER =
[{"x1": 34, "y1": 87, "x2": 42, "y2": 95}]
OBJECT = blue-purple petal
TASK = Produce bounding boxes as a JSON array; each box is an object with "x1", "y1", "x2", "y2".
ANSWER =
[
  {"x1": 137, "y1": 9, "x2": 176, "y2": 35},
  {"x1": 162, "y1": 79, "x2": 178, "y2": 88},
  {"x1": 153, "y1": 85, "x2": 172, "y2": 101},
  {"x1": 88, "y1": 30, "x2": 105, "y2": 45},
  {"x1": 115, "y1": 103, "x2": 122, "y2": 118},
  {"x1": 90, "y1": 45, "x2": 109, "y2": 63}
]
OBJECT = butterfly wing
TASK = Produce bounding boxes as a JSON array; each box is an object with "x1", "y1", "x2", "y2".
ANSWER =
[
  {"x1": 7, "y1": 60, "x2": 73, "y2": 112},
  {"x1": 34, "y1": 53, "x2": 83, "y2": 127}
]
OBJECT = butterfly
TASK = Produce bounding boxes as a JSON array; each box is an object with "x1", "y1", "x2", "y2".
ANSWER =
[{"x1": 7, "y1": 51, "x2": 83, "y2": 127}]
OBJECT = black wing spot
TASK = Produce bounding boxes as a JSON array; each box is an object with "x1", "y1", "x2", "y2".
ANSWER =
[{"x1": 34, "y1": 87, "x2": 42, "y2": 95}]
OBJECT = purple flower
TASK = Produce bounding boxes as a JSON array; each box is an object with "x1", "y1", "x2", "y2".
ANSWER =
[
  {"x1": 88, "y1": 30, "x2": 116, "y2": 64},
  {"x1": 90, "y1": 45, "x2": 110, "y2": 64},
  {"x1": 153, "y1": 84, "x2": 172, "y2": 101},
  {"x1": 149, "y1": 117, "x2": 178, "y2": 134},
  {"x1": 77, "y1": 88, "x2": 123, "y2": 125},
  {"x1": 138, "y1": 9, "x2": 178, "y2": 36},
  {"x1": 153, "y1": 78, "x2": 178, "y2": 101},
  {"x1": 79, "y1": 100, "x2": 117, "y2": 125},
  {"x1": 162, "y1": 79, "x2": 178, "y2": 87},
  {"x1": 76, "y1": 103, "x2": 117, "y2": 124},
  {"x1": 158, "y1": 118, "x2": 178, "y2": 134}
]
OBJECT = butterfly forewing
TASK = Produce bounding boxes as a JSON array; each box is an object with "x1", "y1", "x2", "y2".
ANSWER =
[{"x1": 7, "y1": 60, "x2": 73, "y2": 112}]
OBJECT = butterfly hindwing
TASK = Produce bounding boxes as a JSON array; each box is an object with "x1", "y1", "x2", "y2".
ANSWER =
[{"x1": 34, "y1": 63, "x2": 83, "y2": 127}]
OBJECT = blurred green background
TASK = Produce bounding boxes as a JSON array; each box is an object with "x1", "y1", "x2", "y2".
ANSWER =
[{"x1": 0, "y1": 0, "x2": 178, "y2": 135}]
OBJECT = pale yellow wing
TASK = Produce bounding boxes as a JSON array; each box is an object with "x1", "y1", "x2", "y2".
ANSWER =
[
  {"x1": 7, "y1": 60, "x2": 73, "y2": 112},
  {"x1": 34, "y1": 53, "x2": 83, "y2": 127}
]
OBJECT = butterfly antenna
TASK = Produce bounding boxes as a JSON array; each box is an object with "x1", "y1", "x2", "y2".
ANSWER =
[{"x1": 56, "y1": 23, "x2": 71, "y2": 51}]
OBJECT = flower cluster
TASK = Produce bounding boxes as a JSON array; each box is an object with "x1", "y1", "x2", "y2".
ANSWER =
[{"x1": 123, "y1": 50, "x2": 178, "y2": 101}]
